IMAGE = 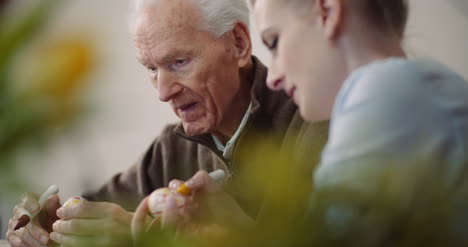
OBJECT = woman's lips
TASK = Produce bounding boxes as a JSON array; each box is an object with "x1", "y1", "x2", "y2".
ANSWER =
[
  {"x1": 287, "y1": 87, "x2": 299, "y2": 104},
  {"x1": 288, "y1": 87, "x2": 296, "y2": 98}
]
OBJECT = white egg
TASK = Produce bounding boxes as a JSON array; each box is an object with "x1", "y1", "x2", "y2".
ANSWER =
[{"x1": 148, "y1": 188, "x2": 188, "y2": 217}]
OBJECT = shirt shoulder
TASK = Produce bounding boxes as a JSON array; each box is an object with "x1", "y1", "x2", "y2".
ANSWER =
[
  {"x1": 322, "y1": 59, "x2": 468, "y2": 165},
  {"x1": 316, "y1": 59, "x2": 468, "y2": 189},
  {"x1": 335, "y1": 59, "x2": 468, "y2": 117}
]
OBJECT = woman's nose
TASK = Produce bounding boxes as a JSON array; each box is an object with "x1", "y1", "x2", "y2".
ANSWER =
[{"x1": 267, "y1": 75, "x2": 286, "y2": 91}]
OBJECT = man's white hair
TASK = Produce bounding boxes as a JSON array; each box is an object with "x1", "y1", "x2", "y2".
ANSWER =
[{"x1": 129, "y1": 0, "x2": 250, "y2": 37}]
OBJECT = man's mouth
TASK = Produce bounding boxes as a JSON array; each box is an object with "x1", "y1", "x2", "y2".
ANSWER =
[
  {"x1": 178, "y1": 102, "x2": 199, "y2": 112},
  {"x1": 176, "y1": 102, "x2": 201, "y2": 123}
]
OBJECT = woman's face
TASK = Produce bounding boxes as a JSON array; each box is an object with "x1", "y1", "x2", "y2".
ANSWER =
[{"x1": 254, "y1": 0, "x2": 345, "y2": 122}]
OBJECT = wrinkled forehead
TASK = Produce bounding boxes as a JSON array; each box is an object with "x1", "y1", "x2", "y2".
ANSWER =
[
  {"x1": 134, "y1": 1, "x2": 203, "y2": 42},
  {"x1": 134, "y1": 4, "x2": 220, "y2": 66}
]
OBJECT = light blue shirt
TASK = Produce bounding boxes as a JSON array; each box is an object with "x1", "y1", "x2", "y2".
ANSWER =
[
  {"x1": 314, "y1": 58, "x2": 468, "y2": 191},
  {"x1": 212, "y1": 102, "x2": 253, "y2": 160}
]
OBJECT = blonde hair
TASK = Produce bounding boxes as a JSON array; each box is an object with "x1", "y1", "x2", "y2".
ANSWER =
[
  {"x1": 250, "y1": 0, "x2": 408, "y2": 37},
  {"x1": 351, "y1": 0, "x2": 408, "y2": 37}
]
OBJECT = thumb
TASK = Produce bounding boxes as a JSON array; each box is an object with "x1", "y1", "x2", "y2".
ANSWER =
[
  {"x1": 161, "y1": 196, "x2": 180, "y2": 230},
  {"x1": 43, "y1": 195, "x2": 61, "y2": 225},
  {"x1": 45, "y1": 195, "x2": 61, "y2": 220},
  {"x1": 132, "y1": 197, "x2": 150, "y2": 242},
  {"x1": 186, "y1": 171, "x2": 222, "y2": 194},
  {"x1": 37, "y1": 195, "x2": 61, "y2": 232}
]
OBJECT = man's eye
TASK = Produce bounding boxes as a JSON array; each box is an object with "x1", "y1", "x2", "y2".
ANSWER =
[
  {"x1": 147, "y1": 67, "x2": 158, "y2": 78},
  {"x1": 148, "y1": 66, "x2": 158, "y2": 73},
  {"x1": 174, "y1": 59, "x2": 189, "y2": 67},
  {"x1": 170, "y1": 59, "x2": 191, "y2": 71}
]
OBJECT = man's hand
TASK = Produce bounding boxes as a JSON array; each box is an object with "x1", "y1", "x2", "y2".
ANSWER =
[
  {"x1": 131, "y1": 197, "x2": 162, "y2": 245},
  {"x1": 131, "y1": 185, "x2": 194, "y2": 245},
  {"x1": 183, "y1": 171, "x2": 256, "y2": 229},
  {"x1": 50, "y1": 201, "x2": 133, "y2": 247},
  {"x1": 131, "y1": 171, "x2": 255, "y2": 243},
  {"x1": 6, "y1": 193, "x2": 61, "y2": 247}
]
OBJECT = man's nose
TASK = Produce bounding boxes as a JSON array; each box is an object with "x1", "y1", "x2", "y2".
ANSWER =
[{"x1": 157, "y1": 70, "x2": 183, "y2": 102}]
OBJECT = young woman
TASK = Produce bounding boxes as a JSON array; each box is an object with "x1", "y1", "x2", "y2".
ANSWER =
[{"x1": 252, "y1": 0, "x2": 468, "y2": 188}]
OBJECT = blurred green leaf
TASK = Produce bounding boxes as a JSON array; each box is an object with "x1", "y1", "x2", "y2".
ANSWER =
[
  {"x1": 0, "y1": 1, "x2": 93, "y2": 193},
  {"x1": 0, "y1": 0, "x2": 58, "y2": 80}
]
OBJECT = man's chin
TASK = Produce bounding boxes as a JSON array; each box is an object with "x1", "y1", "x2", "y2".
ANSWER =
[{"x1": 182, "y1": 121, "x2": 211, "y2": 136}]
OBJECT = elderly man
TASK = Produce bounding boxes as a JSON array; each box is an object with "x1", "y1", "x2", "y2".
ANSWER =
[{"x1": 6, "y1": 0, "x2": 328, "y2": 246}]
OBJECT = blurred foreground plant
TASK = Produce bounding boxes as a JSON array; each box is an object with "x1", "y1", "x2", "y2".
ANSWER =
[
  {"x1": 0, "y1": 0, "x2": 94, "y2": 188},
  {"x1": 132, "y1": 137, "x2": 468, "y2": 247}
]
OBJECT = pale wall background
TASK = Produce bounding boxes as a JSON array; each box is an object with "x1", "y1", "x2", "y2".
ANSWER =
[{"x1": 1, "y1": 0, "x2": 468, "y2": 236}]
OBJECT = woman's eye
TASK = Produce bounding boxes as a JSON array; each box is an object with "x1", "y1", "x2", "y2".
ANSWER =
[{"x1": 269, "y1": 37, "x2": 278, "y2": 51}]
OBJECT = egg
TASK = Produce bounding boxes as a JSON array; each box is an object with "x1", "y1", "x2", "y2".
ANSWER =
[
  {"x1": 148, "y1": 188, "x2": 188, "y2": 218},
  {"x1": 63, "y1": 196, "x2": 87, "y2": 209}
]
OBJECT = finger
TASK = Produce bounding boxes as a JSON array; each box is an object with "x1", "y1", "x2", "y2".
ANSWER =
[
  {"x1": 50, "y1": 232, "x2": 112, "y2": 246},
  {"x1": 13, "y1": 204, "x2": 23, "y2": 220},
  {"x1": 36, "y1": 195, "x2": 61, "y2": 233},
  {"x1": 186, "y1": 171, "x2": 222, "y2": 193},
  {"x1": 44, "y1": 195, "x2": 61, "y2": 221},
  {"x1": 168, "y1": 179, "x2": 184, "y2": 191},
  {"x1": 145, "y1": 217, "x2": 161, "y2": 233},
  {"x1": 131, "y1": 197, "x2": 151, "y2": 241},
  {"x1": 52, "y1": 218, "x2": 128, "y2": 236},
  {"x1": 13, "y1": 204, "x2": 30, "y2": 221},
  {"x1": 161, "y1": 196, "x2": 180, "y2": 230},
  {"x1": 26, "y1": 222, "x2": 50, "y2": 245},
  {"x1": 9, "y1": 218, "x2": 16, "y2": 230},
  {"x1": 13, "y1": 227, "x2": 42, "y2": 247},
  {"x1": 6, "y1": 231, "x2": 32, "y2": 247},
  {"x1": 57, "y1": 201, "x2": 122, "y2": 220},
  {"x1": 53, "y1": 219, "x2": 96, "y2": 235},
  {"x1": 21, "y1": 192, "x2": 40, "y2": 214}
]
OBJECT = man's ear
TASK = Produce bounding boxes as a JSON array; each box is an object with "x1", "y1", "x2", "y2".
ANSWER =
[
  {"x1": 317, "y1": 0, "x2": 343, "y2": 40},
  {"x1": 230, "y1": 22, "x2": 252, "y2": 68}
]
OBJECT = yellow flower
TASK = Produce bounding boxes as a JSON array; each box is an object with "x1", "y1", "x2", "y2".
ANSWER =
[
  {"x1": 16, "y1": 37, "x2": 96, "y2": 126},
  {"x1": 33, "y1": 38, "x2": 94, "y2": 100}
]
